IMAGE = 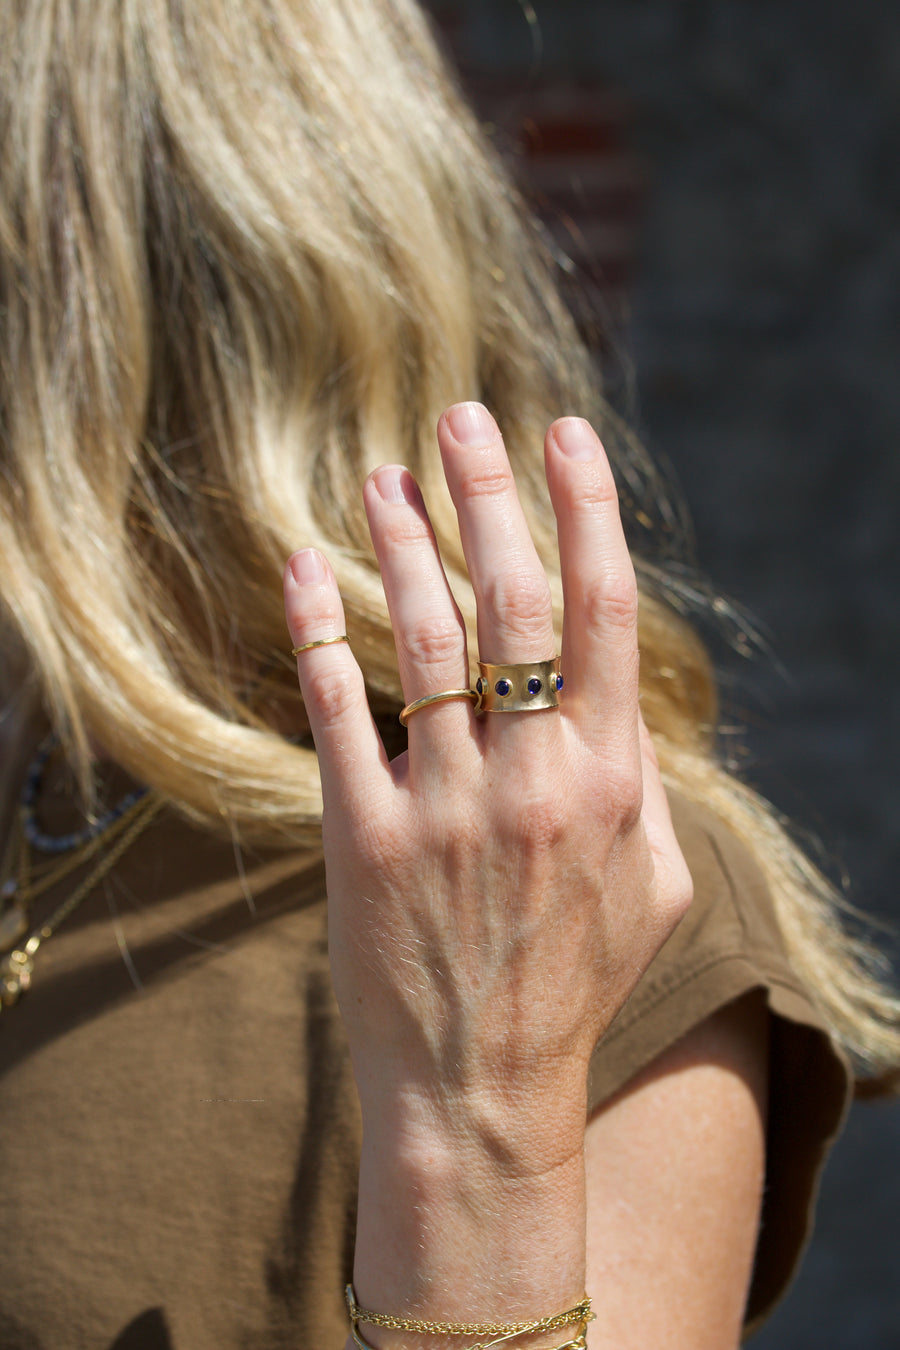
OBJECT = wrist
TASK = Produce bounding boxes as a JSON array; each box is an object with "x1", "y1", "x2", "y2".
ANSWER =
[
  {"x1": 353, "y1": 1056, "x2": 590, "y2": 1179},
  {"x1": 352, "y1": 1092, "x2": 588, "y2": 1330}
]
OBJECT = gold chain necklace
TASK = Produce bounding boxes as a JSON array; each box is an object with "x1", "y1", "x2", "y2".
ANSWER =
[{"x1": 0, "y1": 746, "x2": 163, "y2": 1014}]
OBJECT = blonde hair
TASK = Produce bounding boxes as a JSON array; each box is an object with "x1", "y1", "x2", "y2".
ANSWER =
[{"x1": 1, "y1": 0, "x2": 898, "y2": 1086}]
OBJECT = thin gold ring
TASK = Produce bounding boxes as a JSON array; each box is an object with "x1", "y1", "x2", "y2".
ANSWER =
[
  {"x1": 291, "y1": 635, "x2": 349, "y2": 656},
  {"x1": 399, "y1": 688, "x2": 480, "y2": 727}
]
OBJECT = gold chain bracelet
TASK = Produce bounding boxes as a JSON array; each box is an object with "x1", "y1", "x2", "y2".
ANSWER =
[
  {"x1": 349, "y1": 1321, "x2": 590, "y2": 1350},
  {"x1": 345, "y1": 1286, "x2": 592, "y2": 1339}
]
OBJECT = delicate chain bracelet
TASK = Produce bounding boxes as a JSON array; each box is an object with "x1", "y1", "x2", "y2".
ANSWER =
[
  {"x1": 350, "y1": 1328, "x2": 589, "y2": 1350},
  {"x1": 344, "y1": 1286, "x2": 593, "y2": 1349}
]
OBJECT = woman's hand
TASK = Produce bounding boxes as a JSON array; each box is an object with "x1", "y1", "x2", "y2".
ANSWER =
[{"x1": 283, "y1": 403, "x2": 693, "y2": 1328}]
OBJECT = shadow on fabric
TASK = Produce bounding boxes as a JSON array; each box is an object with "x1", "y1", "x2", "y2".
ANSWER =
[{"x1": 109, "y1": 1309, "x2": 174, "y2": 1350}]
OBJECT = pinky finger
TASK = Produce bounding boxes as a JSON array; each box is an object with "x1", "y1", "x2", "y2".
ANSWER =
[{"x1": 283, "y1": 549, "x2": 392, "y2": 812}]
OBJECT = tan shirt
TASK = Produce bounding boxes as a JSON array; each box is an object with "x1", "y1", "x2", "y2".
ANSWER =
[{"x1": 0, "y1": 791, "x2": 850, "y2": 1348}]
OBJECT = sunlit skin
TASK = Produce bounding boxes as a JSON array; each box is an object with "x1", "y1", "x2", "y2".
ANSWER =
[{"x1": 284, "y1": 403, "x2": 766, "y2": 1349}]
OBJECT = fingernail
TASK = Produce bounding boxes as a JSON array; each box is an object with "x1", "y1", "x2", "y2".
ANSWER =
[
  {"x1": 289, "y1": 549, "x2": 326, "y2": 585},
  {"x1": 446, "y1": 401, "x2": 495, "y2": 446},
  {"x1": 372, "y1": 465, "x2": 420, "y2": 505},
  {"x1": 554, "y1": 417, "x2": 598, "y2": 460}
]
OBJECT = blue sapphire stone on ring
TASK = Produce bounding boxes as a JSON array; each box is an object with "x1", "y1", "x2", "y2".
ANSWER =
[{"x1": 475, "y1": 657, "x2": 562, "y2": 714}]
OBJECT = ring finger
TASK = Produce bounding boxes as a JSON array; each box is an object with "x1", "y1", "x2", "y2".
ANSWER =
[{"x1": 363, "y1": 464, "x2": 476, "y2": 772}]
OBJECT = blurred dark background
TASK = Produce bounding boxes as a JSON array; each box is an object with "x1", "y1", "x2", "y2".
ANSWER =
[{"x1": 423, "y1": 1, "x2": 900, "y2": 1344}]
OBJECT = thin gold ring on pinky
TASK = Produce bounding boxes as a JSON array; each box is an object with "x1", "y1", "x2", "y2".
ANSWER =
[
  {"x1": 476, "y1": 657, "x2": 563, "y2": 713},
  {"x1": 291, "y1": 635, "x2": 350, "y2": 656},
  {"x1": 399, "y1": 688, "x2": 481, "y2": 727}
]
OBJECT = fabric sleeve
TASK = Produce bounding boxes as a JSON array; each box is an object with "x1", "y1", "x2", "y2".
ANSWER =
[{"x1": 587, "y1": 789, "x2": 852, "y2": 1335}]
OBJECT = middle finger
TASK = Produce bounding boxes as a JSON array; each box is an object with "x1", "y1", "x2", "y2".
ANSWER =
[{"x1": 438, "y1": 403, "x2": 559, "y2": 739}]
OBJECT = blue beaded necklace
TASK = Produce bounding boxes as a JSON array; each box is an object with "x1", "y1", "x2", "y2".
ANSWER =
[
  {"x1": 0, "y1": 736, "x2": 162, "y2": 1013},
  {"x1": 20, "y1": 735, "x2": 149, "y2": 855}
]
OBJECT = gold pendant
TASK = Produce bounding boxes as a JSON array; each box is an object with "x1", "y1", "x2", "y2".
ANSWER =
[{"x1": 0, "y1": 949, "x2": 34, "y2": 1009}]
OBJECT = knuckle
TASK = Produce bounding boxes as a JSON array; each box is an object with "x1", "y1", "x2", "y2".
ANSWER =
[
  {"x1": 305, "y1": 663, "x2": 361, "y2": 729},
  {"x1": 667, "y1": 858, "x2": 695, "y2": 922},
  {"x1": 646, "y1": 852, "x2": 693, "y2": 938},
  {"x1": 438, "y1": 803, "x2": 480, "y2": 861},
  {"x1": 355, "y1": 813, "x2": 401, "y2": 870},
  {"x1": 483, "y1": 567, "x2": 553, "y2": 641},
  {"x1": 565, "y1": 470, "x2": 620, "y2": 514},
  {"x1": 495, "y1": 789, "x2": 568, "y2": 854},
  {"x1": 287, "y1": 596, "x2": 338, "y2": 634},
  {"x1": 605, "y1": 764, "x2": 644, "y2": 830},
  {"x1": 583, "y1": 570, "x2": 638, "y2": 634},
  {"x1": 380, "y1": 513, "x2": 431, "y2": 549},
  {"x1": 459, "y1": 459, "x2": 515, "y2": 501},
  {"x1": 399, "y1": 616, "x2": 463, "y2": 669}
]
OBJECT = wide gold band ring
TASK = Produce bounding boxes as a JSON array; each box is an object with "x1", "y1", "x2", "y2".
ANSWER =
[
  {"x1": 399, "y1": 688, "x2": 480, "y2": 727},
  {"x1": 476, "y1": 657, "x2": 563, "y2": 713},
  {"x1": 291, "y1": 635, "x2": 350, "y2": 656}
]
